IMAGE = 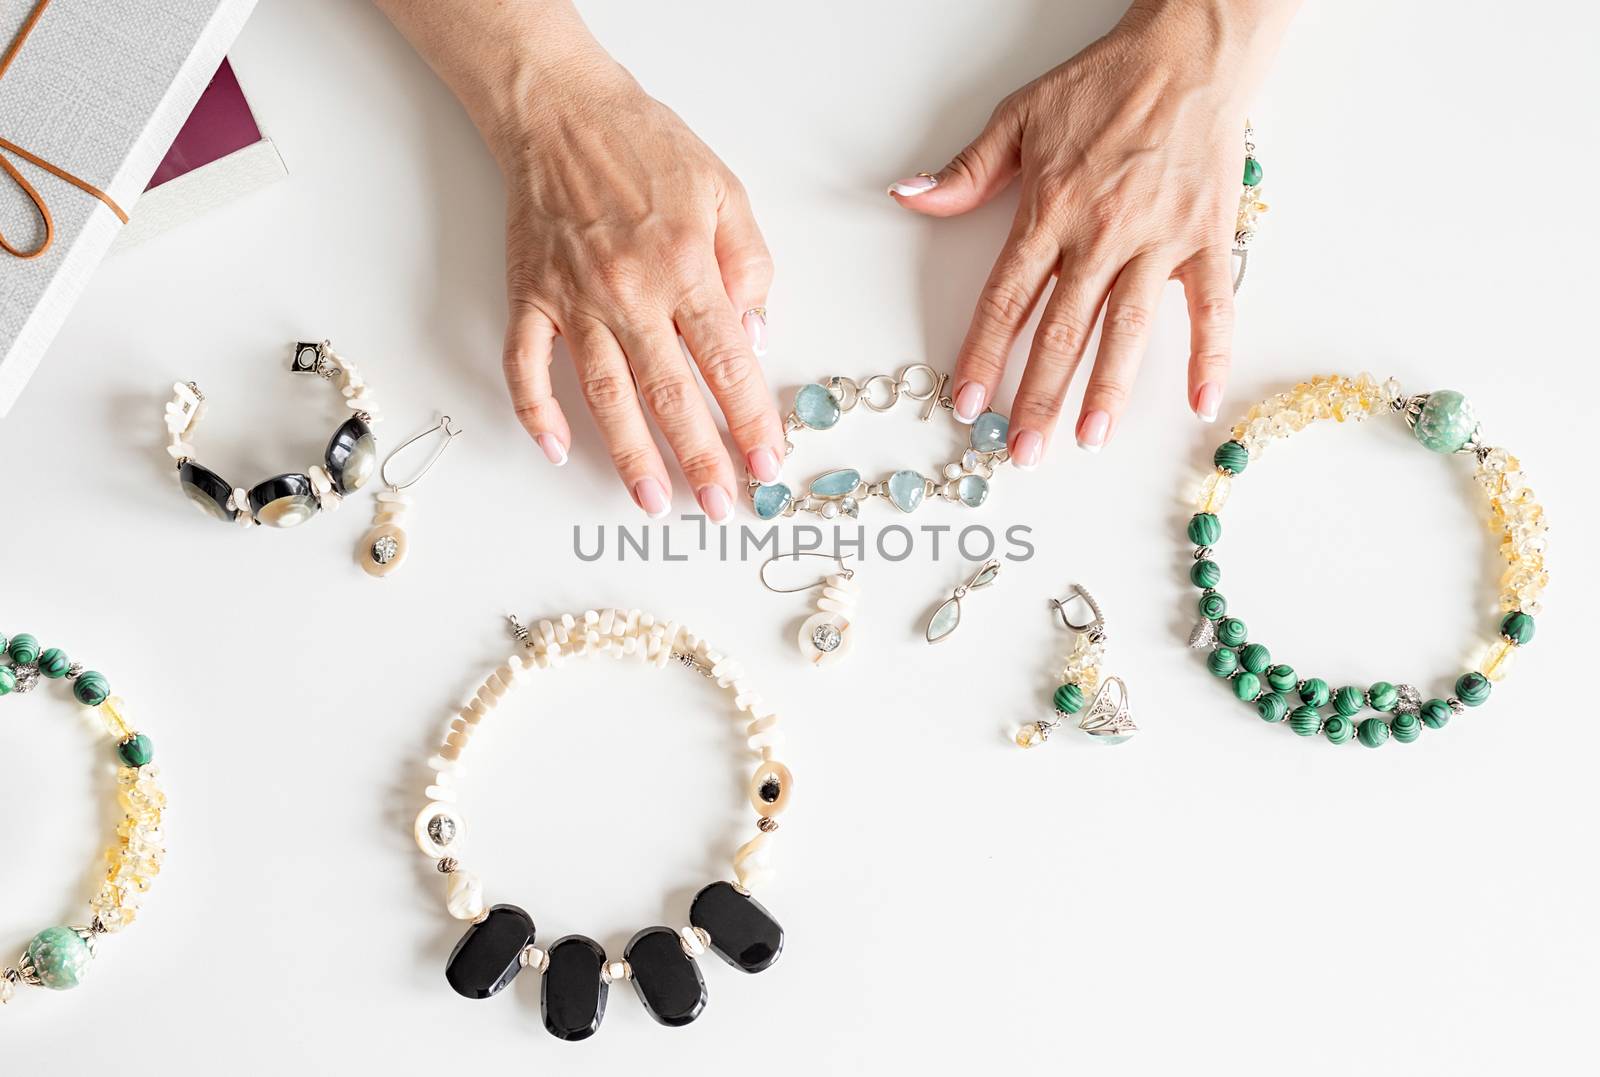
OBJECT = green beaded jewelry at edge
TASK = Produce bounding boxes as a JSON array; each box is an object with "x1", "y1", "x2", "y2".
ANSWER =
[
  {"x1": 0, "y1": 630, "x2": 133, "y2": 765},
  {"x1": 1182, "y1": 380, "x2": 1546, "y2": 749}
]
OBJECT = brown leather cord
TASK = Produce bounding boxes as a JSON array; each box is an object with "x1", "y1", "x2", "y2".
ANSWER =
[{"x1": 1, "y1": 0, "x2": 130, "y2": 261}]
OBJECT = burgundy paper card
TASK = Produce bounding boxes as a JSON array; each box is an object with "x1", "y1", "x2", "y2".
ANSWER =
[{"x1": 146, "y1": 59, "x2": 262, "y2": 189}]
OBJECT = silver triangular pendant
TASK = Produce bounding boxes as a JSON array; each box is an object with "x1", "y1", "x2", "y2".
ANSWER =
[
  {"x1": 1078, "y1": 676, "x2": 1136, "y2": 744},
  {"x1": 1187, "y1": 618, "x2": 1217, "y2": 650}
]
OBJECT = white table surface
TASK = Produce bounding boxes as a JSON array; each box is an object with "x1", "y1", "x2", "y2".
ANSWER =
[{"x1": 4, "y1": 1, "x2": 1597, "y2": 1072}]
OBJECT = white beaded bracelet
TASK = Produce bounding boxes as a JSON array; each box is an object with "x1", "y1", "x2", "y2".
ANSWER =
[{"x1": 414, "y1": 609, "x2": 791, "y2": 1040}]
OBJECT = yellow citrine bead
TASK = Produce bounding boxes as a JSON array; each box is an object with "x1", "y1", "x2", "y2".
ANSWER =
[
  {"x1": 1014, "y1": 724, "x2": 1045, "y2": 749},
  {"x1": 1196, "y1": 470, "x2": 1232, "y2": 513},
  {"x1": 99, "y1": 698, "x2": 134, "y2": 741},
  {"x1": 1479, "y1": 638, "x2": 1518, "y2": 682}
]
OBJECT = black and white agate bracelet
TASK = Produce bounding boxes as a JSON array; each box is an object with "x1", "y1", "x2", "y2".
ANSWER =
[
  {"x1": 162, "y1": 341, "x2": 380, "y2": 528},
  {"x1": 415, "y1": 609, "x2": 790, "y2": 1040}
]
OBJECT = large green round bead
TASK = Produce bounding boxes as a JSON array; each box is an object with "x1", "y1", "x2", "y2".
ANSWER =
[
  {"x1": 1367, "y1": 681, "x2": 1398, "y2": 713},
  {"x1": 1190, "y1": 559, "x2": 1221, "y2": 589},
  {"x1": 1217, "y1": 617, "x2": 1248, "y2": 648},
  {"x1": 116, "y1": 734, "x2": 154, "y2": 768},
  {"x1": 1323, "y1": 714, "x2": 1355, "y2": 745},
  {"x1": 1420, "y1": 698, "x2": 1453, "y2": 730},
  {"x1": 1239, "y1": 643, "x2": 1271, "y2": 675},
  {"x1": 1500, "y1": 611, "x2": 1535, "y2": 645},
  {"x1": 1207, "y1": 648, "x2": 1240, "y2": 678},
  {"x1": 1412, "y1": 389, "x2": 1479, "y2": 453},
  {"x1": 38, "y1": 647, "x2": 71, "y2": 679},
  {"x1": 1199, "y1": 592, "x2": 1228, "y2": 621},
  {"x1": 1455, "y1": 672, "x2": 1491, "y2": 707},
  {"x1": 1299, "y1": 678, "x2": 1330, "y2": 707},
  {"x1": 1357, "y1": 717, "x2": 1391, "y2": 748},
  {"x1": 1052, "y1": 682, "x2": 1084, "y2": 716},
  {"x1": 7, "y1": 632, "x2": 40, "y2": 664},
  {"x1": 1391, "y1": 711, "x2": 1421, "y2": 743},
  {"x1": 1212, "y1": 441, "x2": 1249, "y2": 475},
  {"x1": 23, "y1": 926, "x2": 92, "y2": 990},
  {"x1": 73, "y1": 671, "x2": 110, "y2": 707},
  {"x1": 1288, "y1": 705, "x2": 1322, "y2": 737},
  {"x1": 1243, "y1": 156, "x2": 1263, "y2": 187},
  {"x1": 1257, "y1": 693, "x2": 1288, "y2": 723},
  {"x1": 1187, "y1": 513, "x2": 1222, "y2": 547},
  {"x1": 0, "y1": 667, "x2": 14, "y2": 695},
  {"x1": 1332, "y1": 686, "x2": 1365, "y2": 717},
  {"x1": 1232, "y1": 671, "x2": 1262, "y2": 702},
  {"x1": 0, "y1": 633, "x2": 7, "y2": 653},
  {"x1": 1267, "y1": 664, "x2": 1298, "y2": 694}
]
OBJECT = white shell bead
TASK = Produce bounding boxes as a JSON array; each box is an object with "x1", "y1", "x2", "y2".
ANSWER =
[
  {"x1": 376, "y1": 490, "x2": 411, "y2": 505},
  {"x1": 424, "y1": 784, "x2": 454, "y2": 802},
  {"x1": 678, "y1": 927, "x2": 707, "y2": 957},
  {"x1": 445, "y1": 870, "x2": 486, "y2": 920}
]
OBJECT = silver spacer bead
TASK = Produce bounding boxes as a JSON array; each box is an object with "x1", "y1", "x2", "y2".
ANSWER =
[{"x1": 436, "y1": 857, "x2": 458, "y2": 874}]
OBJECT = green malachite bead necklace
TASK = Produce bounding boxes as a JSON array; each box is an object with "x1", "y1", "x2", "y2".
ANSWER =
[
  {"x1": 1183, "y1": 374, "x2": 1548, "y2": 748},
  {"x1": 747, "y1": 363, "x2": 1010, "y2": 520},
  {"x1": 1, "y1": 631, "x2": 166, "y2": 1005}
]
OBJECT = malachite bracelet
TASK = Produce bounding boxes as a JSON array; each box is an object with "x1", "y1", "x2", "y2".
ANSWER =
[
  {"x1": 417, "y1": 609, "x2": 788, "y2": 1039},
  {"x1": 748, "y1": 363, "x2": 1009, "y2": 519},
  {"x1": 1, "y1": 632, "x2": 166, "y2": 1005},
  {"x1": 1185, "y1": 374, "x2": 1547, "y2": 748}
]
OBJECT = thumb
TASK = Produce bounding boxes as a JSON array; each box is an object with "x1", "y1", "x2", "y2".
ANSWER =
[{"x1": 887, "y1": 104, "x2": 1023, "y2": 218}]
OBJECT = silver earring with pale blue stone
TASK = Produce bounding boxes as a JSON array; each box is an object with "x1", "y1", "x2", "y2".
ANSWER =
[
  {"x1": 925, "y1": 559, "x2": 1001, "y2": 643},
  {"x1": 749, "y1": 363, "x2": 1010, "y2": 520},
  {"x1": 759, "y1": 552, "x2": 860, "y2": 667}
]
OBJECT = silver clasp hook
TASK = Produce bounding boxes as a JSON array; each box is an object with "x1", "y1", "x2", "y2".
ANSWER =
[
  {"x1": 381, "y1": 415, "x2": 463, "y2": 493},
  {"x1": 1050, "y1": 584, "x2": 1106, "y2": 642}
]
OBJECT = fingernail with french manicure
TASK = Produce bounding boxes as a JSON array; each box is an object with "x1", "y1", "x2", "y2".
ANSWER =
[
  {"x1": 1011, "y1": 430, "x2": 1042, "y2": 470},
  {"x1": 887, "y1": 173, "x2": 938, "y2": 197},
  {"x1": 633, "y1": 477, "x2": 670, "y2": 519},
  {"x1": 952, "y1": 381, "x2": 985, "y2": 424},
  {"x1": 1076, "y1": 410, "x2": 1110, "y2": 454},
  {"x1": 1194, "y1": 382, "x2": 1223, "y2": 423},
  {"x1": 697, "y1": 485, "x2": 733, "y2": 524},
  {"x1": 743, "y1": 309, "x2": 768, "y2": 357},
  {"x1": 747, "y1": 446, "x2": 781, "y2": 484},
  {"x1": 537, "y1": 433, "x2": 567, "y2": 467}
]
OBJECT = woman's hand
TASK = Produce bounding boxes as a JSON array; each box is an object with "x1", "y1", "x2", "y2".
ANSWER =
[
  {"x1": 889, "y1": 0, "x2": 1296, "y2": 464},
  {"x1": 377, "y1": 0, "x2": 782, "y2": 520}
]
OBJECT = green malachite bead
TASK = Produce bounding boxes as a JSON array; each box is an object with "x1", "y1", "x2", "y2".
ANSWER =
[
  {"x1": 1267, "y1": 664, "x2": 1298, "y2": 694},
  {"x1": 0, "y1": 633, "x2": 7, "y2": 653},
  {"x1": 1217, "y1": 618, "x2": 1248, "y2": 648},
  {"x1": 1391, "y1": 711, "x2": 1421, "y2": 743},
  {"x1": 1239, "y1": 643, "x2": 1271, "y2": 675},
  {"x1": 1420, "y1": 698, "x2": 1453, "y2": 730},
  {"x1": 1357, "y1": 717, "x2": 1391, "y2": 748},
  {"x1": 1288, "y1": 705, "x2": 1322, "y2": 737},
  {"x1": 1257, "y1": 693, "x2": 1288, "y2": 723},
  {"x1": 1053, "y1": 683, "x2": 1085, "y2": 715},
  {"x1": 1412, "y1": 389, "x2": 1479, "y2": 453},
  {"x1": 73, "y1": 671, "x2": 110, "y2": 707},
  {"x1": 1332, "y1": 686, "x2": 1365, "y2": 717},
  {"x1": 1207, "y1": 648, "x2": 1240, "y2": 678},
  {"x1": 1299, "y1": 678, "x2": 1330, "y2": 707},
  {"x1": 1367, "y1": 681, "x2": 1398, "y2": 713},
  {"x1": 117, "y1": 734, "x2": 154, "y2": 767},
  {"x1": 1190, "y1": 559, "x2": 1221, "y2": 589},
  {"x1": 1455, "y1": 672, "x2": 1491, "y2": 707},
  {"x1": 23, "y1": 926, "x2": 92, "y2": 990},
  {"x1": 1212, "y1": 440, "x2": 1249, "y2": 475},
  {"x1": 1243, "y1": 156, "x2": 1263, "y2": 187},
  {"x1": 38, "y1": 647, "x2": 71, "y2": 678},
  {"x1": 1500, "y1": 611, "x2": 1535, "y2": 645},
  {"x1": 8, "y1": 632, "x2": 40, "y2": 664},
  {"x1": 1232, "y1": 671, "x2": 1262, "y2": 702},
  {"x1": 1187, "y1": 513, "x2": 1222, "y2": 547},
  {"x1": 1199, "y1": 592, "x2": 1228, "y2": 621},
  {"x1": 1323, "y1": 714, "x2": 1355, "y2": 745},
  {"x1": 0, "y1": 667, "x2": 14, "y2": 695}
]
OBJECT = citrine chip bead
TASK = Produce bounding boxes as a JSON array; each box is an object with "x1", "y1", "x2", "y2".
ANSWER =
[
  {"x1": 98, "y1": 698, "x2": 135, "y2": 742},
  {"x1": 1478, "y1": 638, "x2": 1517, "y2": 683}
]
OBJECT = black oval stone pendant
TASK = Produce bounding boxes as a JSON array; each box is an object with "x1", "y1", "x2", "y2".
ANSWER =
[
  {"x1": 324, "y1": 416, "x2": 377, "y2": 494},
  {"x1": 177, "y1": 461, "x2": 238, "y2": 523},
  {"x1": 247, "y1": 473, "x2": 319, "y2": 528},
  {"x1": 541, "y1": 935, "x2": 608, "y2": 1041},
  {"x1": 445, "y1": 904, "x2": 534, "y2": 1000},
  {"x1": 689, "y1": 881, "x2": 784, "y2": 974},
  {"x1": 624, "y1": 927, "x2": 706, "y2": 1027}
]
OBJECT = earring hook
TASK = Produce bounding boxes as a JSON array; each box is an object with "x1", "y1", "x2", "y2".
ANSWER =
[
  {"x1": 380, "y1": 415, "x2": 463, "y2": 492},
  {"x1": 759, "y1": 550, "x2": 854, "y2": 594},
  {"x1": 1050, "y1": 584, "x2": 1105, "y2": 638}
]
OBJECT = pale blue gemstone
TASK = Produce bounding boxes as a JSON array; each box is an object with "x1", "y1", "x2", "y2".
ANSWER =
[
  {"x1": 956, "y1": 474, "x2": 989, "y2": 507},
  {"x1": 1413, "y1": 389, "x2": 1479, "y2": 453},
  {"x1": 970, "y1": 411, "x2": 1008, "y2": 453},
  {"x1": 794, "y1": 383, "x2": 841, "y2": 430},
  {"x1": 926, "y1": 597, "x2": 961, "y2": 642},
  {"x1": 887, "y1": 470, "x2": 926, "y2": 513},
  {"x1": 809, "y1": 468, "x2": 861, "y2": 498},
  {"x1": 751, "y1": 483, "x2": 792, "y2": 520}
]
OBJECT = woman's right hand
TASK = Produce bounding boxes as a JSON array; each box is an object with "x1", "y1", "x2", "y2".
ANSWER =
[{"x1": 376, "y1": 0, "x2": 783, "y2": 521}]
